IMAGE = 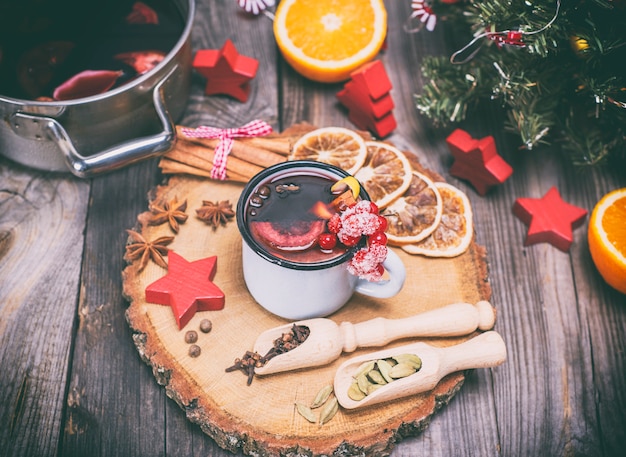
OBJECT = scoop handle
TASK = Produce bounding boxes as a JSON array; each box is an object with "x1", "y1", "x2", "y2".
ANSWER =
[
  {"x1": 341, "y1": 301, "x2": 495, "y2": 352},
  {"x1": 437, "y1": 330, "x2": 507, "y2": 375}
]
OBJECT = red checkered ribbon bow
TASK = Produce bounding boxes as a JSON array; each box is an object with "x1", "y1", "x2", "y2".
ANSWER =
[{"x1": 180, "y1": 120, "x2": 273, "y2": 180}]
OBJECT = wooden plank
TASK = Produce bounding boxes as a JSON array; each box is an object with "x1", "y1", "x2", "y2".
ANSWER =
[
  {"x1": 59, "y1": 161, "x2": 167, "y2": 457},
  {"x1": 354, "y1": 3, "x2": 504, "y2": 456},
  {"x1": 471, "y1": 141, "x2": 624, "y2": 456},
  {"x1": 570, "y1": 167, "x2": 626, "y2": 457},
  {"x1": 164, "y1": 1, "x2": 280, "y2": 456},
  {"x1": 182, "y1": 1, "x2": 279, "y2": 129},
  {"x1": 0, "y1": 160, "x2": 89, "y2": 457}
]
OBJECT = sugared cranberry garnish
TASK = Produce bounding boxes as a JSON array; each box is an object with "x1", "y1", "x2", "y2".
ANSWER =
[
  {"x1": 318, "y1": 233, "x2": 337, "y2": 250},
  {"x1": 369, "y1": 231, "x2": 387, "y2": 246}
]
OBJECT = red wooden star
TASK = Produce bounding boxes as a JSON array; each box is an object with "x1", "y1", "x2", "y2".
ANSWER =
[
  {"x1": 513, "y1": 186, "x2": 588, "y2": 252},
  {"x1": 446, "y1": 129, "x2": 513, "y2": 195},
  {"x1": 192, "y1": 39, "x2": 258, "y2": 102},
  {"x1": 145, "y1": 251, "x2": 225, "y2": 329}
]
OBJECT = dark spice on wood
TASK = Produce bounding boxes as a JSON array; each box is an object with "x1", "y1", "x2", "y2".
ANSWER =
[
  {"x1": 225, "y1": 324, "x2": 310, "y2": 385},
  {"x1": 185, "y1": 330, "x2": 198, "y2": 344}
]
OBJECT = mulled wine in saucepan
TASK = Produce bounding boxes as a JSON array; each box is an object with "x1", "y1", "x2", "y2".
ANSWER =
[{"x1": 0, "y1": 0, "x2": 184, "y2": 100}]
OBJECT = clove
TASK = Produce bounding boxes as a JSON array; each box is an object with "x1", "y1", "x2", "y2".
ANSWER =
[{"x1": 225, "y1": 324, "x2": 310, "y2": 385}]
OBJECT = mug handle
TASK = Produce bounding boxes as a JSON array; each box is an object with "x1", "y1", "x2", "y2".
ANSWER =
[
  {"x1": 353, "y1": 248, "x2": 406, "y2": 299},
  {"x1": 10, "y1": 65, "x2": 177, "y2": 178}
]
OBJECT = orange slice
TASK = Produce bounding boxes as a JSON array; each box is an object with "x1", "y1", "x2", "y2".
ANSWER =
[
  {"x1": 588, "y1": 188, "x2": 626, "y2": 294},
  {"x1": 289, "y1": 127, "x2": 367, "y2": 175},
  {"x1": 402, "y1": 182, "x2": 473, "y2": 257},
  {"x1": 273, "y1": 0, "x2": 388, "y2": 83},
  {"x1": 354, "y1": 141, "x2": 413, "y2": 209},
  {"x1": 383, "y1": 171, "x2": 443, "y2": 245}
]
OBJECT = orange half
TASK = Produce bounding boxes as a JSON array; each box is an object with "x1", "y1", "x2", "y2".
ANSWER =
[
  {"x1": 273, "y1": 0, "x2": 388, "y2": 83},
  {"x1": 588, "y1": 188, "x2": 626, "y2": 294}
]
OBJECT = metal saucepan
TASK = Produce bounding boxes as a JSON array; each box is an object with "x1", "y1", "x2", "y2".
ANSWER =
[{"x1": 0, "y1": 0, "x2": 195, "y2": 177}]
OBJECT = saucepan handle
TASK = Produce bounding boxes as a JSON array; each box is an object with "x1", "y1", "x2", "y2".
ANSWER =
[{"x1": 12, "y1": 66, "x2": 177, "y2": 178}]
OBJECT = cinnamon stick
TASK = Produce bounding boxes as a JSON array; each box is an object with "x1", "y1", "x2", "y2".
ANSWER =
[
  {"x1": 176, "y1": 125, "x2": 293, "y2": 157},
  {"x1": 184, "y1": 136, "x2": 287, "y2": 168},
  {"x1": 170, "y1": 137, "x2": 264, "y2": 180},
  {"x1": 238, "y1": 136, "x2": 292, "y2": 156},
  {"x1": 158, "y1": 158, "x2": 212, "y2": 177},
  {"x1": 158, "y1": 158, "x2": 249, "y2": 182},
  {"x1": 175, "y1": 125, "x2": 287, "y2": 167}
]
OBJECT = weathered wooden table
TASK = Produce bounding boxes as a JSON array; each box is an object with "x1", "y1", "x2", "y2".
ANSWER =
[{"x1": 2, "y1": 1, "x2": 625, "y2": 456}]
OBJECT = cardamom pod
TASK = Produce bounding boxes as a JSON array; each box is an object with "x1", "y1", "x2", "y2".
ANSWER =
[
  {"x1": 295, "y1": 402, "x2": 317, "y2": 423},
  {"x1": 389, "y1": 362, "x2": 417, "y2": 379},
  {"x1": 353, "y1": 360, "x2": 376, "y2": 379},
  {"x1": 356, "y1": 372, "x2": 373, "y2": 395},
  {"x1": 366, "y1": 369, "x2": 387, "y2": 385},
  {"x1": 318, "y1": 396, "x2": 338, "y2": 425},
  {"x1": 311, "y1": 385, "x2": 333, "y2": 409},
  {"x1": 347, "y1": 352, "x2": 423, "y2": 401},
  {"x1": 384, "y1": 357, "x2": 398, "y2": 366},
  {"x1": 348, "y1": 381, "x2": 366, "y2": 401},
  {"x1": 367, "y1": 383, "x2": 383, "y2": 395},
  {"x1": 393, "y1": 353, "x2": 422, "y2": 370},
  {"x1": 377, "y1": 359, "x2": 394, "y2": 383}
]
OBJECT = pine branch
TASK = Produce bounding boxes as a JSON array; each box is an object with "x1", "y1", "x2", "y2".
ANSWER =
[{"x1": 414, "y1": 0, "x2": 626, "y2": 167}]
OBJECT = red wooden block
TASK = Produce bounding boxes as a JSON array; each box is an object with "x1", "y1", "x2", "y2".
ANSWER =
[
  {"x1": 193, "y1": 39, "x2": 258, "y2": 102},
  {"x1": 336, "y1": 60, "x2": 396, "y2": 137},
  {"x1": 446, "y1": 129, "x2": 513, "y2": 195},
  {"x1": 346, "y1": 107, "x2": 397, "y2": 138},
  {"x1": 337, "y1": 81, "x2": 394, "y2": 119},
  {"x1": 513, "y1": 186, "x2": 588, "y2": 252},
  {"x1": 350, "y1": 60, "x2": 392, "y2": 99},
  {"x1": 145, "y1": 251, "x2": 225, "y2": 329}
]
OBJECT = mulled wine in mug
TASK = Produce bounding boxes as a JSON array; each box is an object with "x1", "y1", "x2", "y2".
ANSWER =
[{"x1": 236, "y1": 160, "x2": 406, "y2": 320}]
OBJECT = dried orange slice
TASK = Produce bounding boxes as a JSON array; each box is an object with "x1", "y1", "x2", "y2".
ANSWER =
[
  {"x1": 383, "y1": 171, "x2": 443, "y2": 245},
  {"x1": 289, "y1": 127, "x2": 367, "y2": 175},
  {"x1": 354, "y1": 141, "x2": 413, "y2": 209},
  {"x1": 273, "y1": 0, "x2": 388, "y2": 83},
  {"x1": 588, "y1": 188, "x2": 626, "y2": 294},
  {"x1": 402, "y1": 182, "x2": 473, "y2": 257}
]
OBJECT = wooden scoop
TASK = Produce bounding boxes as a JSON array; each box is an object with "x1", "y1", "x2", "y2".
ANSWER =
[
  {"x1": 333, "y1": 330, "x2": 507, "y2": 409},
  {"x1": 253, "y1": 301, "x2": 496, "y2": 376}
]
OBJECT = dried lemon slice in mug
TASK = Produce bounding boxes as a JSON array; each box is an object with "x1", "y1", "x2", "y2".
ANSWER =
[
  {"x1": 402, "y1": 182, "x2": 473, "y2": 257},
  {"x1": 354, "y1": 141, "x2": 413, "y2": 208},
  {"x1": 289, "y1": 127, "x2": 367, "y2": 175},
  {"x1": 383, "y1": 171, "x2": 443, "y2": 245}
]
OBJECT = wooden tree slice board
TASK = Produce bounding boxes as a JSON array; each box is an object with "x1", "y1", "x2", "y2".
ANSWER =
[{"x1": 122, "y1": 138, "x2": 492, "y2": 456}]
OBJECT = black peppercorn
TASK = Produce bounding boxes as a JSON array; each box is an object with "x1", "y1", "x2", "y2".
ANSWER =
[
  {"x1": 188, "y1": 344, "x2": 201, "y2": 357},
  {"x1": 185, "y1": 330, "x2": 198, "y2": 344},
  {"x1": 199, "y1": 319, "x2": 212, "y2": 333}
]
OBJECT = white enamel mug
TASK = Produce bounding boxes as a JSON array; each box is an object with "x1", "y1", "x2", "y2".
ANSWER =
[{"x1": 236, "y1": 161, "x2": 406, "y2": 320}]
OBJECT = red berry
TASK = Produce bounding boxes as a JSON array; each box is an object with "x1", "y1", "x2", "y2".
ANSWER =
[
  {"x1": 340, "y1": 234, "x2": 362, "y2": 247},
  {"x1": 327, "y1": 213, "x2": 342, "y2": 233},
  {"x1": 351, "y1": 249, "x2": 366, "y2": 263},
  {"x1": 374, "y1": 263, "x2": 385, "y2": 277},
  {"x1": 318, "y1": 233, "x2": 337, "y2": 250},
  {"x1": 369, "y1": 202, "x2": 379, "y2": 214},
  {"x1": 369, "y1": 231, "x2": 387, "y2": 246},
  {"x1": 377, "y1": 215, "x2": 388, "y2": 232}
]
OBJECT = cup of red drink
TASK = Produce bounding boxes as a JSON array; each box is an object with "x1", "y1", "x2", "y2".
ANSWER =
[{"x1": 236, "y1": 160, "x2": 406, "y2": 320}]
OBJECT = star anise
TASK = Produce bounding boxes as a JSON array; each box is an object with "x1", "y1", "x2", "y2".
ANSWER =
[
  {"x1": 125, "y1": 230, "x2": 174, "y2": 271},
  {"x1": 148, "y1": 197, "x2": 188, "y2": 233},
  {"x1": 196, "y1": 200, "x2": 235, "y2": 228}
]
